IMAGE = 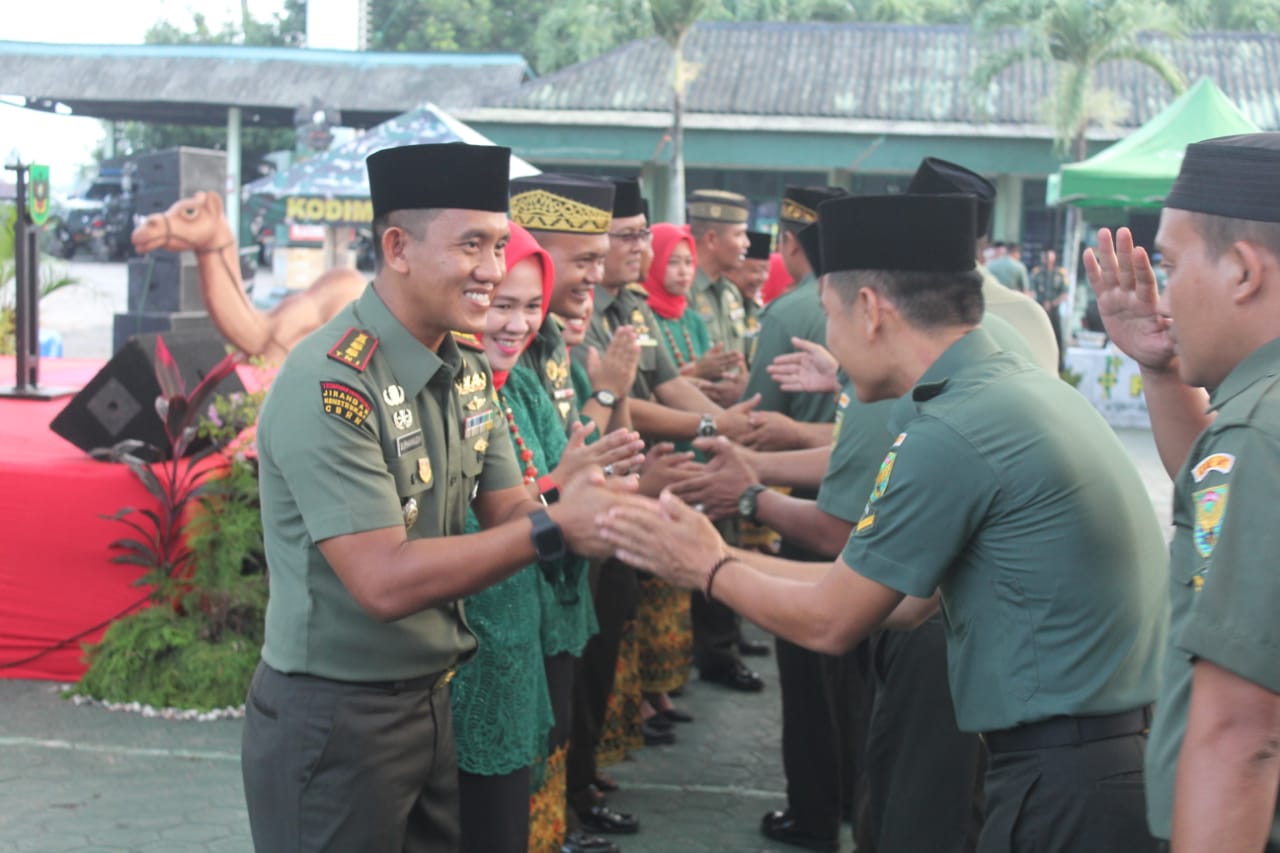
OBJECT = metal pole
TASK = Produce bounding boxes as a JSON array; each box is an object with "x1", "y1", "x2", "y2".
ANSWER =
[
  {"x1": 226, "y1": 106, "x2": 242, "y2": 248},
  {"x1": 12, "y1": 163, "x2": 30, "y2": 391}
]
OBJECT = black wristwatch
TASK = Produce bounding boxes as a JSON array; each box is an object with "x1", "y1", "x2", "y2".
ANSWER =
[
  {"x1": 737, "y1": 484, "x2": 768, "y2": 523},
  {"x1": 696, "y1": 413, "x2": 717, "y2": 438},
  {"x1": 529, "y1": 508, "x2": 567, "y2": 562},
  {"x1": 592, "y1": 388, "x2": 619, "y2": 408}
]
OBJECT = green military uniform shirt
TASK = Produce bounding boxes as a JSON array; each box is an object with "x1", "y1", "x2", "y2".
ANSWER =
[
  {"x1": 1030, "y1": 264, "x2": 1068, "y2": 308},
  {"x1": 692, "y1": 268, "x2": 747, "y2": 358},
  {"x1": 743, "y1": 274, "x2": 836, "y2": 425},
  {"x1": 817, "y1": 383, "x2": 894, "y2": 524},
  {"x1": 519, "y1": 316, "x2": 580, "y2": 432},
  {"x1": 742, "y1": 295, "x2": 762, "y2": 364},
  {"x1": 576, "y1": 283, "x2": 679, "y2": 401},
  {"x1": 840, "y1": 328, "x2": 1168, "y2": 733},
  {"x1": 257, "y1": 286, "x2": 523, "y2": 682},
  {"x1": 1145, "y1": 335, "x2": 1280, "y2": 843}
]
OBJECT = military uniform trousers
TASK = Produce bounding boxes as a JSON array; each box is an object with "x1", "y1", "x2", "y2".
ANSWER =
[
  {"x1": 775, "y1": 635, "x2": 872, "y2": 841},
  {"x1": 241, "y1": 661, "x2": 459, "y2": 853},
  {"x1": 692, "y1": 517, "x2": 747, "y2": 674},
  {"x1": 977, "y1": 716, "x2": 1159, "y2": 853},
  {"x1": 857, "y1": 617, "x2": 985, "y2": 853},
  {"x1": 567, "y1": 558, "x2": 639, "y2": 820}
]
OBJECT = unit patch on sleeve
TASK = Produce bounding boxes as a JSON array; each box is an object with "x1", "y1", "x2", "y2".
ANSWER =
[
  {"x1": 321, "y1": 381, "x2": 373, "y2": 429},
  {"x1": 1193, "y1": 485, "x2": 1229, "y2": 559},
  {"x1": 327, "y1": 327, "x2": 379, "y2": 372},
  {"x1": 1192, "y1": 452, "x2": 1235, "y2": 483}
]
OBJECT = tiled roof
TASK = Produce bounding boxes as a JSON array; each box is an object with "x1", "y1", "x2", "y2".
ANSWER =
[{"x1": 487, "y1": 22, "x2": 1280, "y2": 131}]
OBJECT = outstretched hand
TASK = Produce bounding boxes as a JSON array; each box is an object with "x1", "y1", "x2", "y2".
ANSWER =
[
  {"x1": 714, "y1": 393, "x2": 761, "y2": 441},
  {"x1": 598, "y1": 489, "x2": 727, "y2": 586},
  {"x1": 766, "y1": 337, "x2": 840, "y2": 393},
  {"x1": 1082, "y1": 227, "x2": 1176, "y2": 371},
  {"x1": 694, "y1": 343, "x2": 745, "y2": 381},
  {"x1": 552, "y1": 423, "x2": 645, "y2": 487},
  {"x1": 637, "y1": 442, "x2": 701, "y2": 498},
  {"x1": 670, "y1": 436, "x2": 759, "y2": 520}
]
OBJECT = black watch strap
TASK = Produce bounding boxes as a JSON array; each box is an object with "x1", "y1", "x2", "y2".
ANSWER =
[{"x1": 529, "y1": 508, "x2": 567, "y2": 562}]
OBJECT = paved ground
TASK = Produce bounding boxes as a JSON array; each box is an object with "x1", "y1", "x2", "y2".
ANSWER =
[{"x1": 3, "y1": 259, "x2": 1175, "y2": 852}]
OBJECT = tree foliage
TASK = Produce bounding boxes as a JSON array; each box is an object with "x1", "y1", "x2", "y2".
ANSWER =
[
  {"x1": 973, "y1": 0, "x2": 1185, "y2": 158},
  {"x1": 108, "y1": 1, "x2": 306, "y2": 175}
]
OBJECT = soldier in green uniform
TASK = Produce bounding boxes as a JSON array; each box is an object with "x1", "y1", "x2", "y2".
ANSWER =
[
  {"x1": 600, "y1": 192, "x2": 1168, "y2": 853},
  {"x1": 1084, "y1": 133, "x2": 1280, "y2": 852},
  {"x1": 1029, "y1": 248, "x2": 1069, "y2": 369},
  {"x1": 688, "y1": 189, "x2": 752, "y2": 363},
  {"x1": 723, "y1": 230, "x2": 771, "y2": 366},
  {"x1": 241, "y1": 143, "x2": 636, "y2": 853}
]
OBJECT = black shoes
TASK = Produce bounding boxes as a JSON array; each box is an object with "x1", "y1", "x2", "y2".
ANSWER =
[
  {"x1": 738, "y1": 638, "x2": 772, "y2": 657},
  {"x1": 699, "y1": 660, "x2": 765, "y2": 692},
  {"x1": 760, "y1": 809, "x2": 838, "y2": 852},
  {"x1": 562, "y1": 828, "x2": 619, "y2": 853},
  {"x1": 641, "y1": 717, "x2": 675, "y2": 745},
  {"x1": 661, "y1": 707, "x2": 694, "y2": 723},
  {"x1": 579, "y1": 804, "x2": 641, "y2": 835}
]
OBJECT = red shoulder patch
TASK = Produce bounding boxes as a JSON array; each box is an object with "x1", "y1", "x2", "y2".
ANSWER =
[
  {"x1": 453, "y1": 331, "x2": 484, "y2": 352},
  {"x1": 327, "y1": 327, "x2": 379, "y2": 371}
]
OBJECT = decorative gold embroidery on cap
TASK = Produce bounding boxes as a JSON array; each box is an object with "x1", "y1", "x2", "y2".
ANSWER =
[
  {"x1": 510, "y1": 189, "x2": 612, "y2": 234},
  {"x1": 781, "y1": 198, "x2": 818, "y2": 224}
]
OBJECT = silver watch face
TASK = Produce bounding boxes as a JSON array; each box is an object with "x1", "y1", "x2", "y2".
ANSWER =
[{"x1": 596, "y1": 389, "x2": 617, "y2": 406}]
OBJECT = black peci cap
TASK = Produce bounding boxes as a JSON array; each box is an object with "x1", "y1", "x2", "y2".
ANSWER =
[
  {"x1": 746, "y1": 231, "x2": 772, "y2": 260},
  {"x1": 509, "y1": 173, "x2": 615, "y2": 234},
  {"x1": 367, "y1": 143, "x2": 511, "y2": 219},
  {"x1": 908, "y1": 157, "x2": 996, "y2": 238},
  {"x1": 610, "y1": 178, "x2": 646, "y2": 219},
  {"x1": 1166, "y1": 133, "x2": 1280, "y2": 223},
  {"x1": 781, "y1": 186, "x2": 847, "y2": 226},
  {"x1": 817, "y1": 194, "x2": 978, "y2": 275}
]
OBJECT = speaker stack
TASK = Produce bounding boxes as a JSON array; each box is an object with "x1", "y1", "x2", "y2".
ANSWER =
[
  {"x1": 115, "y1": 147, "x2": 228, "y2": 352},
  {"x1": 50, "y1": 329, "x2": 244, "y2": 459}
]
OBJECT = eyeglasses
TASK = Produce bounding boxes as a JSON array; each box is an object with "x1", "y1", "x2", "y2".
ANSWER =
[{"x1": 607, "y1": 229, "x2": 652, "y2": 244}]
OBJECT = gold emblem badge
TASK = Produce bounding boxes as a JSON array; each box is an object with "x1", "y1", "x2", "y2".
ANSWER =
[
  {"x1": 418, "y1": 457, "x2": 433, "y2": 488},
  {"x1": 474, "y1": 436, "x2": 489, "y2": 455},
  {"x1": 393, "y1": 408, "x2": 414, "y2": 430},
  {"x1": 546, "y1": 358, "x2": 569, "y2": 387},
  {"x1": 631, "y1": 309, "x2": 645, "y2": 325},
  {"x1": 466, "y1": 396, "x2": 486, "y2": 411},
  {"x1": 403, "y1": 497, "x2": 419, "y2": 529}
]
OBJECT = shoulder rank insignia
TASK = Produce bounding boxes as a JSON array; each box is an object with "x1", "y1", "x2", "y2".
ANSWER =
[
  {"x1": 1193, "y1": 485, "x2": 1229, "y2": 559},
  {"x1": 327, "y1": 327, "x2": 379, "y2": 372},
  {"x1": 321, "y1": 381, "x2": 373, "y2": 429},
  {"x1": 546, "y1": 357, "x2": 570, "y2": 387},
  {"x1": 625, "y1": 282, "x2": 649, "y2": 297},
  {"x1": 1192, "y1": 452, "x2": 1235, "y2": 483},
  {"x1": 455, "y1": 370, "x2": 488, "y2": 396},
  {"x1": 453, "y1": 331, "x2": 485, "y2": 352}
]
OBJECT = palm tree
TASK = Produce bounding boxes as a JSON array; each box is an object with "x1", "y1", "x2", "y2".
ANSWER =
[
  {"x1": 651, "y1": 0, "x2": 713, "y2": 225},
  {"x1": 973, "y1": 0, "x2": 1185, "y2": 160}
]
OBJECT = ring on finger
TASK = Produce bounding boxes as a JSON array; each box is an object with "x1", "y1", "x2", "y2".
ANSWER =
[{"x1": 603, "y1": 464, "x2": 615, "y2": 476}]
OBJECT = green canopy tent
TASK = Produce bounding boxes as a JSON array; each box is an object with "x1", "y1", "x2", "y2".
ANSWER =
[
  {"x1": 1045, "y1": 78, "x2": 1259, "y2": 339},
  {"x1": 1046, "y1": 78, "x2": 1259, "y2": 209}
]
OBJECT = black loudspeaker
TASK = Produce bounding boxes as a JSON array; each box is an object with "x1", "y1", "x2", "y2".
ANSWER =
[{"x1": 50, "y1": 330, "x2": 244, "y2": 459}]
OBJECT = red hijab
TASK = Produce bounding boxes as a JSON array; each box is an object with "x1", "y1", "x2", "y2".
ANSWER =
[
  {"x1": 490, "y1": 221, "x2": 555, "y2": 390},
  {"x1": 761, "y1": 252, "x2": 793, "y2": 304},
  {"x1": 643, "y1": 222, "x2": 697, "y2": 320}
]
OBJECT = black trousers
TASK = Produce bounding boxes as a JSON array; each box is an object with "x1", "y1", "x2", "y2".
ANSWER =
[
  {"x1": 566, "y1": 559, "x2": 637, "y2": 819},
  {"x1": 857, "y1": 619, "x2": 984, "y2": 853},
  {"x1": 241, "y1": 662, "x2": 459, "y2": 853},
  {"x1": 775, "y1": 636, "x2": 872, "y2": 840},
  {"x1": 978, "y1": 732, "x2": 1159, "y2": 853},
  {"x1": 459, "y1": 766, "x2": 531, "y2": 853},
  {"x1": 693, "y1": 518, "x2": 744, "y2": 672}
]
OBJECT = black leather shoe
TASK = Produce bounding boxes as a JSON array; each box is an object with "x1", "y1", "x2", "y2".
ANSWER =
[
  {"x1": 760, "y1": 809, "x2": 838, "y2": 852},
  {"x1": 699, "y1": 660, "x2": 765, "y2": 692},
  {"x1": 580, "y1": 804, "x2": 640, "y2": 835},
  {"x1": 642, "y1": 718, "x2": 675, "y2": 745},
  {"x1": 738, "y1": 638, "x2": 771, "y2": 657},
  {"x1": 661, "y1": 707, "x2": 694, "y2": 723},
  {"x1": 562, "y1": 828, "x2": 619, "y2": 853},
  {"x1": 591, "y1": 772, "x2": 620, "y2": 792}
]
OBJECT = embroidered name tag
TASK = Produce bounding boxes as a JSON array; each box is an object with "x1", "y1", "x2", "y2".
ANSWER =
[
  {"x1": 396, "y1": 429, "x2": 425, "y2": 456},
  {"x1": 1192, "y1": 452, "x2": 1235, "y2": 483}
]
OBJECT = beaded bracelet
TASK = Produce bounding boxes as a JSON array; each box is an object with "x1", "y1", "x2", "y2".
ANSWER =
[{"x1": 704, "y1": 554, "x2": 737, "y2": 602}]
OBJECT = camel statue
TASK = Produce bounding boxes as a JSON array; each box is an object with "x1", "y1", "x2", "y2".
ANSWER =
[{"x1": 131, "y1": 191, "x2": 368, "y2": 363}]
